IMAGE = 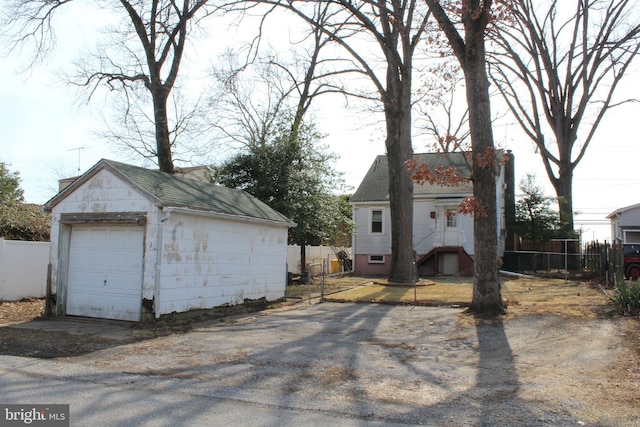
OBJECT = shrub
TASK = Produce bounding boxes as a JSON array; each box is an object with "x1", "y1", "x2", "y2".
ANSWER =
[{"x1": 609, "y1": 281, "x2": 640, "y2": 316}]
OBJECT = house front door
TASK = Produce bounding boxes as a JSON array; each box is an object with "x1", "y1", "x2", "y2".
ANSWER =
[{"x1": 442, "y1": 207, "x2": 460, "y2": 247}]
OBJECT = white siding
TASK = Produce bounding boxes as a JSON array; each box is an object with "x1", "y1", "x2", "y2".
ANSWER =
[
  {"x1": 412, "y1": 200, "x2": 438, "y2": 254},
  {"x1": 50, "y1": 167, "x2": 290, "y2": 320},
  {"x1": 352, "y1": 205, "x2": 392, "y2": 255},
  {"x1": 154, "y1": 212, "x2": 288, "y2": 316},
  {"x1": 620, "y1": 206, "x2": 640, "y2": 228},
  {"x1": 286, "y1": 245, "x2": 351, "y2": 273},
  {"x1": 353, "y1": 200, "x2": 474, "y2": 257},
  {"x1": 412, "y1": 199, "x2": 473, "y2": 256}
]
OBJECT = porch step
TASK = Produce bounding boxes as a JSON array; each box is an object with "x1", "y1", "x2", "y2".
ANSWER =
[{"x1": 417, "y1": 246, "x2": 474, "y2": 276}]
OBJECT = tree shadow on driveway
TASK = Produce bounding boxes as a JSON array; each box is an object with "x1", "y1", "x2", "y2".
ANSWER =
[{"x1": 0, "y1": 303, "x2": 591, "y2": 425}]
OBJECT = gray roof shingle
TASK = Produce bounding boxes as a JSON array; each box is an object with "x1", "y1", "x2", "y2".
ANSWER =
[
  {"x1": 351, "y1": 152, "x2": 474, "y2": 202},
  {"x1": 47, "y1": 159, "x2": 293, "y2": 225}
]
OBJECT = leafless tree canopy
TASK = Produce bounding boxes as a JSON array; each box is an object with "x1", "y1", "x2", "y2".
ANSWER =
[
  {"x1": 489, "y1": 0, "x2": 640, "y2": 231},
  {"x1": 208, "y1": 3, "x2": 351, "y2": 152},
  {"x1": 4, "y1": 0, "x2": 216, "y2": 173},
  {"x1": 231, "y1": 0, "x2": 435, "y2": 283}
]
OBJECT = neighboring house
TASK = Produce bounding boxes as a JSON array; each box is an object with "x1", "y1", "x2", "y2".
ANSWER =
[
  {"x1": 350, "y1": 151, "x2": 514, "y2": 277},
  {"x1": 45, "y1": 159, "x2": 294, "y2": 321},
  {"x1": 607, "y1": 203, "x2": 640, "y2": 278},
  {"x1": 607, "y1": 203, "x2": 640, "y2": 244}
]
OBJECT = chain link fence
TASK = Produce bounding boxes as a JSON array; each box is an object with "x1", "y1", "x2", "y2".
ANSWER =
[
  {"x1": 502, "y1": 240, "x2": 625, "y2": 286},
  {"x1": 286, "y1": 260, "x2": 364, "y2": 303}
]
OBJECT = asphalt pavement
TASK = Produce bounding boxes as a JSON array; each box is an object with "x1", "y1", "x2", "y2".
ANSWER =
[{"x1": 0, "y1": 302, "x2": 626, "y2": 426}]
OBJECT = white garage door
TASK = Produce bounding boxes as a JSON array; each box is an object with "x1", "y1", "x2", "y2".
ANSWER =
[{"x1": 67, "y1": 224, "x2": 144, "y2": 321}]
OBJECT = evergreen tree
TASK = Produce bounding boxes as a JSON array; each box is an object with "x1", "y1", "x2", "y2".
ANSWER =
[{"x1": 514, "y1": 174, "x2": 562, "y2": 246}]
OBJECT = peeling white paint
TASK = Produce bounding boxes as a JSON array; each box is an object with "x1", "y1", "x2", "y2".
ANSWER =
[{"x1": 49, "y1": 168, "x2": 288, "y2": 321}]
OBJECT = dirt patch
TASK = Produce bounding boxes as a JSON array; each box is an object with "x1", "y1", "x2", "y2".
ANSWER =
[
  {"x1": 0, "y1": 297, "x2": 297, "y2": 358},
  {"x1": 0, "y1": 298, "x2": 45, "y2": 324}
]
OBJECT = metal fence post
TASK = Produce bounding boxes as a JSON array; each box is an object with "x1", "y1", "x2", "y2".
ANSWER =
[{"x1": 321, "y1": 260, "x2": 325, "y2": 302}]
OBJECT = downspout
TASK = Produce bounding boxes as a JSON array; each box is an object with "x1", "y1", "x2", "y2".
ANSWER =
[
  {"x1": 154, "y1": 209, "x2": 171, "y2": 318},
  {"x1": 351, "y1": 207, "x2": 356, "y2": 273}
]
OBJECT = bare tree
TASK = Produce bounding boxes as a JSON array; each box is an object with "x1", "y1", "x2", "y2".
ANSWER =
[
  {"x1": 241, "y1": 0, "x2": 434, "y2": 283},
  {"x1": 416, "y1": 63, "x2": 471, "y2": 152},
  {"x1": 210, "y1": 6, "x2": 348, "y2": 278},
  {"x1": 489, "y1": 0, "x2": 640, "y2": 234},
  {"x1": 5, "y1": 0, "x2": 215, "y2": 173},
  {"x1": 425, "y1": 0, "x2": 504, "y2": 315},
  {"x1": 210, "y1": 4, "x2": 348, "y2": 150}
]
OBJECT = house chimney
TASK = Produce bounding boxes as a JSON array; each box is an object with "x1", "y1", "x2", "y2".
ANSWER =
[{"x1": 504, "y1": 150, "x2": 516, "y2": 251}]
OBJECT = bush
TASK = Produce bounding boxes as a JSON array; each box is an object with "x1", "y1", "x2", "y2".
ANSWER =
[
  {"x1": 609, "y1": 281, "x2": 640, "y2": 316},
  {"x1": 0, "y1": 202, "x2": 51, "y2": 241}
]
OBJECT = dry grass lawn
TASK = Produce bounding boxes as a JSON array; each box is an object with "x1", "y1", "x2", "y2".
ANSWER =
[{"x1": 318, "y1": 275, "x2": 609, "y2": 318}]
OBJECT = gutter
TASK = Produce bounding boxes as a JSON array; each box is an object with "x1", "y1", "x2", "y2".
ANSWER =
[{"x1": 162, "y1": 206, "x2": 296, "y2": 228}]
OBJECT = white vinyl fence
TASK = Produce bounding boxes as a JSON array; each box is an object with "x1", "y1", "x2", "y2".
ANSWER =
[
  {"x1": 287, "y1": 245, "x2": 352, "y2": 274},
  {"x1": 0, "y1": 238, "x2": 50, "y2": 301}
]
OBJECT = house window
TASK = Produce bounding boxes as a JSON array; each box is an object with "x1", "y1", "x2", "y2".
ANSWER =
[
  {"x1": 371, "y1": 209, "x2": 383, "y2": 233},
  {"x1": 446, "y1": 209, "x2": 457, "y2": 228},
  {"x1": 369, "y1": 255, "x2": 385, "y2": 264}
]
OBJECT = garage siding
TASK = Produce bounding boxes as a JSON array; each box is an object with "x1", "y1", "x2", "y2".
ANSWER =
[
  {"x1": 48, "y1": 162, "x2": 291, "y2": 321},
  {"x1": 155, "y1": 212, "x2": 288, "y2": 316}
]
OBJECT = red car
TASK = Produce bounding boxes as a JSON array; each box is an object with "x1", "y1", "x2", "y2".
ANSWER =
[{"x1": 624, "y1": 244, "x2": 640, "y2": 279}]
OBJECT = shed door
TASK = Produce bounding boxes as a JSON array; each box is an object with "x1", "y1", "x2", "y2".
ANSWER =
[{"x1": 66, "y1": 224, "x2": 144, "y2": 321}]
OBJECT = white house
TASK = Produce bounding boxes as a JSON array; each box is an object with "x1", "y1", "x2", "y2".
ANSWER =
[
  {"x1": 45, "y1": 159, "x2": 294, "y2": 321},
  {"x1": 607, "y1": 203, "x2": 640, "y2": 244},
  {"x1": 350, "y1": 151, "x2": 514, "y2": 277}
]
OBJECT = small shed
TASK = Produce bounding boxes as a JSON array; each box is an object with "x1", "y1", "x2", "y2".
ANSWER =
[{"x1": 45, "y1": 159, "x2": 294, "y2": 321}]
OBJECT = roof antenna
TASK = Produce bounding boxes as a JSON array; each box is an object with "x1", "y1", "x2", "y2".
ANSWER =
[{"x1": 66, "y1": 145, "x2": 90, "y2": 174}]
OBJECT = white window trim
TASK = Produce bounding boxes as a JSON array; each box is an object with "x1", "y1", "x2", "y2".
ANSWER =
[
  {"x1": 446, "y1": 209, "x2": 458, "y2": 228},
  {"x1": 368, "y1": 255, "x2": 385, "y2": 264},
  {"x1": 369, "y1": 208, "x2": 385, "y2": 234}
]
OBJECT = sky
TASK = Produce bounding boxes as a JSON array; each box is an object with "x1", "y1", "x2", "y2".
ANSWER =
[{"x1": 2, "y1": 4, "x2": 639, "y2": 244}]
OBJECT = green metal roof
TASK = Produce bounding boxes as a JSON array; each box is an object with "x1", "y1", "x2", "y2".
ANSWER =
[
  {"x1": 47, "y1": 159, "x2": 294, "y2": 225},
  {"x1": 351, "y1": 152, "x2": 474, "y2": 203}
]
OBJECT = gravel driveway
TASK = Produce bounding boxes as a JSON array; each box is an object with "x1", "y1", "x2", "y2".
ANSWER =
[{"x1": 3, "y1": 302, "x2": 636, "y2": 426}]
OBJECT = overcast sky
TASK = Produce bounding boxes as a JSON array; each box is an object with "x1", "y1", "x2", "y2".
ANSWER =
[{"x1": 2, "y1": 3, "x2": 639, "y2": 243}]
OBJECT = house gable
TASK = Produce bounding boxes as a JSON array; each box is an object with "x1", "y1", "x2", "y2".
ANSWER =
[
  {"x1": 608, "y1": 203, "x2": 640, "y2": 227},
  {"x1": 608, "y1": 203, "x2": 640, "y2": 243},
  {"x1": 46, "y1": 159, "x2": 294, "y2": 227}
]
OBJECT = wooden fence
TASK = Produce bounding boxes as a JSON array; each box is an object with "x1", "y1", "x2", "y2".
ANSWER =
[{"x1": 584, "y1": 241, "x2": 624, "y2": 286}]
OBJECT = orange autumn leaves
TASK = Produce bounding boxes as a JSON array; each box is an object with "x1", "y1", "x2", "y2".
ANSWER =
[{"x1": 406, "y1": 148, "x2": 506, "y2": 218}]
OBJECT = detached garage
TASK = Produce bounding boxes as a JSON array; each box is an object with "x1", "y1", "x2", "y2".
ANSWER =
[{"x1": 45, "y1": 159, "x2": 294, "y2": 321}]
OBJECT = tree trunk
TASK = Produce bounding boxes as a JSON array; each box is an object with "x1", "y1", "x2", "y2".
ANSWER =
[
  {"x1": 152, "y1": 89, "x2": 175, "y2": 174},
  {"x1": 385, "y1": 60, "x2": 416, "y2": 284},
  {"x1": 550, "y1": 164, "x2": 579, "y2": 266},
  {"x1": 299, "y1": 244, "x2": 308, "y2": 284},
  {"x1": 549, "y1": 161, "x2": 575, "y2": 235},
  {"x1": 463, "y1": 18, "x2": 504, "y2": 316}
]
